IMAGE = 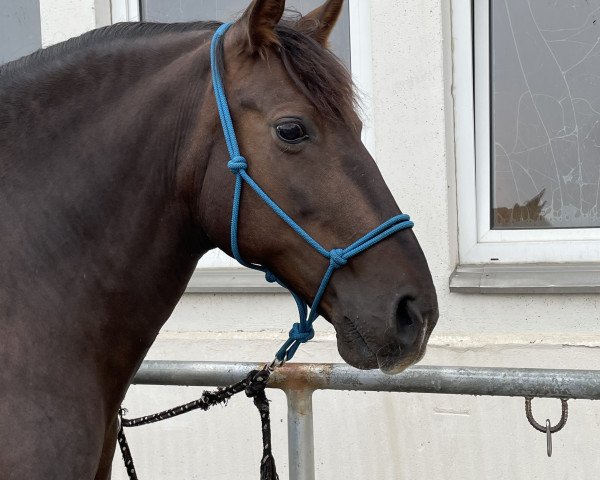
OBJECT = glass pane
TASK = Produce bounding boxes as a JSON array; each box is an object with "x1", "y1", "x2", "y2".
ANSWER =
[
  {"x1": 491, "y1": 0, "x2": 600, "y2": 229},
  {"x1": 140, "y1": 0, "x2": 351, "y2": 69},
  {"x1": 0, "y1": 0, "x2": 41, "y2": 65}
]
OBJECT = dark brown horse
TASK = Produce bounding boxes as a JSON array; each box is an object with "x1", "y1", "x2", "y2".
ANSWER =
[{"x1": 0, "y1": 0, "x2": 438, "y2": 478}]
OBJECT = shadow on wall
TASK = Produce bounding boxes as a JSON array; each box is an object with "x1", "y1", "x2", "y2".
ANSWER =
[{"x1": 493, "y1": 190, "x2": 551, "y2": 229}]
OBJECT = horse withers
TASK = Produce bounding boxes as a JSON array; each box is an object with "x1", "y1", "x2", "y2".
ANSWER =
[{"x1": 0, "y1": 0, "x2": 438, "y2": 478}]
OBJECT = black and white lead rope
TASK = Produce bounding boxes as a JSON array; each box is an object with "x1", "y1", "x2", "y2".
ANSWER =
[{"x1": 117, "y1": 364, "x2": 279, "y2": 480}]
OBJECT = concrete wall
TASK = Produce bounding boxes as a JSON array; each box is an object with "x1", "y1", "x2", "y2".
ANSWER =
[
  {"x1": 39, "y1": 0, "x2": 97, "y2": 46},
  {"x1": 31, "y1": 1, "x2": 600, "y2": 478}
]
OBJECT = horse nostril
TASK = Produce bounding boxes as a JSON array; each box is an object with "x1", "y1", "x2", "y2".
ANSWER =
[{"x1": 395, "y1": 297, "x2": 415, "y2": 328}]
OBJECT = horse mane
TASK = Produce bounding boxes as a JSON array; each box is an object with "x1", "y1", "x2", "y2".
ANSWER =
[
  {"x1": 0, "y1": 21, "x2": 221, "y2": 77},
  {"x1": 0, "y1": 14, "x2": 356, "y2": 122}
]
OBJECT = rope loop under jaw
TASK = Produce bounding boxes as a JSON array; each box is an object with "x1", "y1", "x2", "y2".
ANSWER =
[
  {"x1": 289, "y1": 322, "x2": 315, "y2": 343},
  {"x1": 264, "y1": 271, "x2": 278, "y2": 284},
  {"x1": 275, "y1": 321, "x2": 316, "y2": 362}
]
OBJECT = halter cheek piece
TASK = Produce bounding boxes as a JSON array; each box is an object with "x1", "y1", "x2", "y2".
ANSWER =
[{"x1": 211, "y1": 23, "x2": 414, "y2": 362}]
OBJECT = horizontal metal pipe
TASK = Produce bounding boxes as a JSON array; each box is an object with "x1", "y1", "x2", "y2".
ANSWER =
[{"x1": 132, "y1": 361, "x2": 600, "y2": 400}]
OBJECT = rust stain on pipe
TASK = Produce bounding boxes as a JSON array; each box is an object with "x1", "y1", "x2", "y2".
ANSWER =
[{"x1": 270, "y1": 363, "x2": 335, "y2": 391}]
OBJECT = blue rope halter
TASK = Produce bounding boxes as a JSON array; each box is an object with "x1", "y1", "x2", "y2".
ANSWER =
[{"x1": 210, "y1": 23, "x2": 414, "y2": 363}]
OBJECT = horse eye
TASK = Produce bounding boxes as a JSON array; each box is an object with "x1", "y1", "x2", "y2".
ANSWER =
[{"x1": 276, "y1": 122, "x2": 309, "y2": 144}]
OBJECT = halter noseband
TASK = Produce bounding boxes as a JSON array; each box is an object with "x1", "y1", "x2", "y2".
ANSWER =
[{"x1": 210, "y1": 23, "x2": 414, "y2": 362}]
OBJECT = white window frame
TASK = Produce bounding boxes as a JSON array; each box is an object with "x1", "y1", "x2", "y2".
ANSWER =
[
  {"x1": 109, "y1": 0, "x2": 375, "y2": 286},
  {"x1": 453, "y1": 0, "x2": 600, "y2": 264},
  {"x1": 111, "y1": 0, "x2": 140, "y2": 22}
]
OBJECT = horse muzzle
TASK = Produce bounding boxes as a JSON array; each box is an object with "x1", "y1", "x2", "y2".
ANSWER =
[{"x1": 333, "y1": 297, "x2": 438, "y2": 375}]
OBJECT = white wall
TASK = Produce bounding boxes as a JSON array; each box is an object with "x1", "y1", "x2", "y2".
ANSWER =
[
  {"x1": 34, "y1": 1, "x2": 600, "y2": 478},
  {"x1": 39, "y1": 0, "x2": 96, "y2": 46}
]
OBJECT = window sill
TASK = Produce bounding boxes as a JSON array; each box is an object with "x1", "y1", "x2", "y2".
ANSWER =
[
  {"x1": 185, "y1": 268, "x2": 287, "y2": 294},
  {"x1": 189, "y1": 264, "x2": 600, "y2": 295},
  {"x1": 449, "y1": 263, "x2": 600, "y2": 294}
]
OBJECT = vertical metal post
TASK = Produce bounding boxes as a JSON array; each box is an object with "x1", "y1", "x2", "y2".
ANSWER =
[{"x1": 286, "y1": 389, "x2": 315, "y2": 480}]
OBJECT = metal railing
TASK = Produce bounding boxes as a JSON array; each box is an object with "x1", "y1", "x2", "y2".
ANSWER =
[{"x1": 132, "y1": 361, "x2": 600, "y2": 480}]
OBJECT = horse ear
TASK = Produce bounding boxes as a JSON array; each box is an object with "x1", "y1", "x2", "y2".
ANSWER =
[
  {"x1": 301, "y1": 0, "x2": 344, "y2": 46},
  {"x1": 236, "y1": 0, "x2": 286, "y2": 54}
]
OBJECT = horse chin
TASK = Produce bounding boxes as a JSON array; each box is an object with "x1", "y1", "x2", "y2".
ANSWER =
[
  {"x1": 338, "y1": 347, "x2": 379, "y2": 371},
  {"x1": 337, "y1": 339, "x2": 421, "y2": 374},
  {"x1": 336, "y1": 336, "x2": 379, "y2": 370},
  {"x1": 334, "y1": 318, "x2": 428, "y2": 375},
  {"x1": 376, "y1": 351, "x2": 421, "y2": 375}
]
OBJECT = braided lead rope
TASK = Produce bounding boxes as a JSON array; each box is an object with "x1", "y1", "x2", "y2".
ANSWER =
[
  {"x1": 118, "y1": 366, "x2": 278, "y2": 480},
  {"x1": 117, "y1": 414, "x2": 138, "y2": 480},
  {"x1": 210, "y1": 23, "x2": 415, "y2": 362},
  {"x1": 246, "y1": 372, "x2": 279, "y2": 480}
]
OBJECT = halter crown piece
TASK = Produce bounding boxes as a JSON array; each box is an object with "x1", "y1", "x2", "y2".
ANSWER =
[{"x1": 211, "y1": 24, "x2": 414, "y2": 362}]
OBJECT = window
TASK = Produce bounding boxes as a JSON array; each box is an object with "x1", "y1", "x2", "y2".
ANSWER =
[
  {"x1": 0, "y1": 0, "x2": 42, "y2": 64},
  {"x1": 140, "y1": 0, "x2": 351, "y2": 68},
  {"x1": 111, "y1": 0, "x2": 373, "y2": 287},
  {"x1": 454, "y1": 0, "x2": 600, "y2": 264}
]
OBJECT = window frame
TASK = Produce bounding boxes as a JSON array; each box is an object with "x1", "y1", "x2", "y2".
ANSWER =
[
  {"x1": 453, "y1": 0, "x2": 600, "y2": 265},
  {"x1": 111, "y1": 0, "x2": 140, "y2": 22},
  {"x1": 110, "y1": 0, "x2": 375, "y2": 290}
]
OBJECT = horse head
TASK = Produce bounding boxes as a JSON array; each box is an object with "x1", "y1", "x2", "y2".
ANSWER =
[{"x1": 196, "y1": 0, "x2": 439, "y2": 374}]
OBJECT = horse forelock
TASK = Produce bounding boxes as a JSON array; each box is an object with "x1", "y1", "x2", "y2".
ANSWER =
[
  {"x1": 276, "y1": 21, "x2": 358, "y2": 123},
  {"x1": 211, "y1": 12, "x2": 358, "y2": 124}
]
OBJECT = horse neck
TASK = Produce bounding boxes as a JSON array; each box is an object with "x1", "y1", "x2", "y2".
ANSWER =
[{"x1": 0, "y1": 31, "x2": 215, "y2": 389}]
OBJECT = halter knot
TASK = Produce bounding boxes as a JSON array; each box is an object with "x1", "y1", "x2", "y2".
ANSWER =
[
  {"x1": 227, "y1": 156, "x2": 247, "y2": 174},
  {"x1": 289, "y1": 323, "x2": 315, "y2": 343},
  {"x1": 329, "y1": 248, "x2": 348, "y2": 269},
  {"x1": 265, "y1": 271, "x2": 277, "y2": 284}
]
